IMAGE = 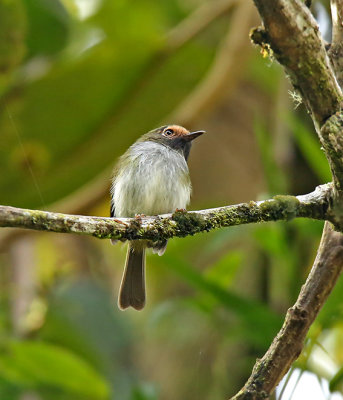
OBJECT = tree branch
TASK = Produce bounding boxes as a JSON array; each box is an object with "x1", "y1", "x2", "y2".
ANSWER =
[
  {"x1": 328, "y1": 0, "x2": 343, "y2": 88},
  {"x1": 320, "y1": 112, "x2": 343, "y2": 198},
  {"x1": 2, "y1": 1, "x2": 343, "y2": 398},
  {"x1": 251, "y1": 0, "x2": 343, "y2": 127},
  {"x1": 229, "y1": 0, "x2": 343, "y2": 398},
  {"x1": 0, "y1": 184, "x2": 333, "y2": 241},
  {"x1": 0, "y1": 0, "x2": 239, "y2": 248},
  {"x1": 231, "y1": 221, "x2": 343, "y2": 400}
]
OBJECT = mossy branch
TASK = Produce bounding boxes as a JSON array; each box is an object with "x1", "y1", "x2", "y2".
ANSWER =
[
  {"x1": 251, "y1": 0, "x2": 343, "y2": 127},
  {"x1": 0, "y1": 184, "x2": 333, "y2": 240},
  {"x1": 230, "y1": 0, "x2": 343, "y2": 399}
]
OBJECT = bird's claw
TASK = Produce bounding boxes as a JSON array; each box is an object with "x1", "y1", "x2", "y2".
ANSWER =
[{"x1": 113, "y1": 218, "x2": 127, "y2": 226}]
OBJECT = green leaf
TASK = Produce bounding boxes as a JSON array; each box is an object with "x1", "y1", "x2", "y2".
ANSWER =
[
  {"x1": 245, "y1": 51, "x2": 283, "y2": 96},
  {"x1": 0, "y1": 340, "x2": 110, "y2": 399},
  {"x1": 161, "y1": 254, "x2": 282, "y2": 344},
  {"x1": 0, "y1": 375, "x2": 21, "y2": 400},
  {"x1": 22, "y1": 0, "x2": 70, "y2": 57},
  {"x1": 254, "y1": 223, "x2": 292, "y2": 260},
  {"x1": 0, "y1": 0, "x2": 222, "y2": 208},
  {"x1": 254, "y1": 117, "x2": 288, "y2": 194},
  {"x1": 317, "y1": 272, "x2": 343, "y2": 328},
  {"x1": 204, "y1": 250, "x2": 243, "y2": 288},
  {"x1": 329, "y1": 366, "x2": 343, "y2": 393},
  {"x1": 131, "y1": 384, "x2": 158, "y2": 400},
  {"x1": 287, "y1": 114, "x2": 331, "y2": 183}
]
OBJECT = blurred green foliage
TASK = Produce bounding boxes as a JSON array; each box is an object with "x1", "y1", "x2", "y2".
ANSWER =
[
  {"x1": 0, "y1": 1, "x2": 342, "y2": 400},
  {"x1": 0, "y1": 0, "x2": 218, "y2": 207},
  {"x1": 0, "y1": 340, "x2": 109, "y2": 399},
  {"x1": 287, "y1": 115, "x2": 331, "y2": 184}
]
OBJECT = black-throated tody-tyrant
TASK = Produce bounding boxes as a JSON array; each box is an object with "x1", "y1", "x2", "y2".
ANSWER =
[{"x1": 111, "y1": 125, "x2": 204, "y2": 310}]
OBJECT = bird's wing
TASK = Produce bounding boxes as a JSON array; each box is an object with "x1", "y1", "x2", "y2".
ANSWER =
[{"x1": 110, "y1": 197, "x2": 115, "y2": 217}]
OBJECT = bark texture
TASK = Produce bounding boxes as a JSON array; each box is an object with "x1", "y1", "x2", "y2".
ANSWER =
[
  {"x1": 0, "y1": 184, "x2": 333, "y2": 241},
  {"x1": 228, "y1": 0, "x2": 343, "y2": 399}
]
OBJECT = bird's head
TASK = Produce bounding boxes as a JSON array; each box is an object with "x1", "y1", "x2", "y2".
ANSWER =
[{"x1": 141, "y1": 125, "x2": 205, "y2": 159}]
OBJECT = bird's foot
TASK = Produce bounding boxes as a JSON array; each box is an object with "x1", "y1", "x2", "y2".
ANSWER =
[
  {"x1": 113, "y1": 218, "x2": 127, "y2": 226},
  {"x1": 134, "y1": 214, "x2": 146, "y2": 222}
]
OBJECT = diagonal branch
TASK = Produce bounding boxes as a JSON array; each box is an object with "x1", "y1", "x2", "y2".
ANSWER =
[
  {"x1": 231, "y1": 222, "x2": 343, "y2": 400},
  {"x1": 0, "y1": 184, "x2": 333, "y2": 241}
]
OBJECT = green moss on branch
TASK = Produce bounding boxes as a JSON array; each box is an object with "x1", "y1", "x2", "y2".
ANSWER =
[{"x1": 0, "y1": 184, "x2": 333, "y2": 241}]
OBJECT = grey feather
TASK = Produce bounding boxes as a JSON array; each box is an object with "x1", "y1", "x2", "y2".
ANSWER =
[
  {"x1": 118, "y1": 242, "x2": 146, "y2": 310},
  {"x1": 148, "y1": 240, "x2": 168, "y2": 256},
  {"x1": 111, "y1": 137, "x2": 193, "y2": 310}
]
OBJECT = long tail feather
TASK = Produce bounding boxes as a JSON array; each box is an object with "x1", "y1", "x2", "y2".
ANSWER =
[{"x1": 118, "y1": 242, "x2": 146, "y2": 310}]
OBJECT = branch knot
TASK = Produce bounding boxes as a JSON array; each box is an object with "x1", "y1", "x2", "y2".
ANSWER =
[{"x1": 250, "y1": 27, "x2": 273, "y2": 59}]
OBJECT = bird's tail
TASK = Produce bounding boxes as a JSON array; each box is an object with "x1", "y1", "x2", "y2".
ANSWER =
[{"x1": 118, "y1": 241, "x2": 146, "y2": 310}]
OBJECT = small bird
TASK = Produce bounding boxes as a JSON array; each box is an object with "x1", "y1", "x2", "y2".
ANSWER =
[{"x1": 111, "y1": 124, "x2": 204, "y2": 310}]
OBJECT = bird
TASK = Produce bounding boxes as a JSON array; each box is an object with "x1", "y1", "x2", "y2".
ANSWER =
[{"x1": 110, "y1": 124, "x2": 204, "y2": 310}]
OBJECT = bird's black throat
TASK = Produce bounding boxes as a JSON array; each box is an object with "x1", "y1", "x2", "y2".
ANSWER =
[{"x1": 163, "y1": 137, "x2": 192, "y2": 160}]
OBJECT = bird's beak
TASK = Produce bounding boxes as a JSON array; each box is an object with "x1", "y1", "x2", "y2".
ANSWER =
[{"x1": 184, "y1": 130, "x2": 205, "y2": 142}]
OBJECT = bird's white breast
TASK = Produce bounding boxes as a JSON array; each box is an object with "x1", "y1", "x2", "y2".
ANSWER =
[{"x1": 111, "y1": 141, "x2": 191, "y2": 217}]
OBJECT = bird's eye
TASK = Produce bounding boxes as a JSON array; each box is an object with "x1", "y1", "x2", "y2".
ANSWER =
[{"x1": 163, "y1": 128, "x2": 174, "y2": 137}]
